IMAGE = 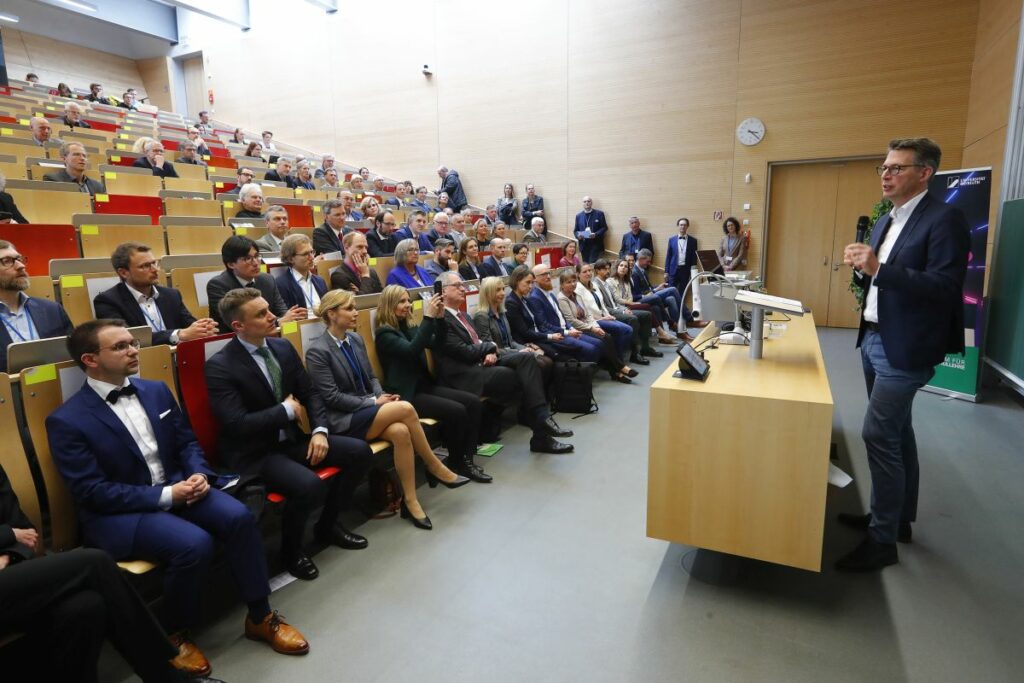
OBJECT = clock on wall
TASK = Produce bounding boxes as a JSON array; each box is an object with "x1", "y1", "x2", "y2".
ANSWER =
[{"x1": 736, "y1": 117, "x2": 766, "y2": 146}]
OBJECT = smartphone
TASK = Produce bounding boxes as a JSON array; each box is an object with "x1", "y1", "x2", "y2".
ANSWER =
[{"x1": 433, "y1": 280, "x2": 443, "y2": 296}]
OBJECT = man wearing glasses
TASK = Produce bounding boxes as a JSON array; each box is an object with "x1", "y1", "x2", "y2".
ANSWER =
[
  {"x1": 224, "y1": 167, "x2": 256, "y2": 195},
  {"x1": 0, "y1": 240, "x2": 73, "y2": 372},
  {"x1": 207, "y1": 235, "x2": 307, "y2": 332},
  {"x1": 93, "y1": 242, "x2": 218, "y2": 346},
  {"x1": 132, "y1": 141, "x2": 179, "y2": 178},
  {"x1": 837, "y1": 138, "x2": 970, "y2": 572}
]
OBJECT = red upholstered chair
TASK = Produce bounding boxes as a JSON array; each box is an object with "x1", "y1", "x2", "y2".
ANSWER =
[
  {"x1": 106, "y1": 152, "x2": 143, "y2": 167},
  {"x1": 281, "y1": 204, "x2": 314, "y2": 228},
  {"x1": 0, "y1": 224, "x2": 80, "y2": 275},
  {"x1": 206, "y1": 156, "x2": 238, "y2": 172},
  {"x1": 93, "y1": 194, "x2": 164, "y2": 224}
]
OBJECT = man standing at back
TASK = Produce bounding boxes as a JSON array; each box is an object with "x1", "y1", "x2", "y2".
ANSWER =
[
  {"x1": 838, "y1": 137, "x2": 970, "y2": 572},
  {"x1": 437, "y1": 166, "x2": 468, "y2": 212},
  {"x1": 574, "y1": 196, "x2": 608, "y2": 263},
  {"x1": 665, "y1": 217, "x2": 699, "y2": 294}
]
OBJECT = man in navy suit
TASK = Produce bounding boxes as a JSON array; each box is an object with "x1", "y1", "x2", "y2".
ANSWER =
[
  {"x1": 275, "y1": 234, "x2": 329, "y2": 311},
  {"x1": 93, "y1": 241, "x2": 218, "y2": 346},
  {"x1": 481, "y1": 239, "x2": 513, "y2": 278},
  {"x1": 205, "y1": 288, "x2": 373, "y2": 581},
  {"x1": 47, "y1": 320, "x2": 310, "y2": 677},
  {"x1": 392, "y1": 209, "x2": 434, "y2": 252},
  {"x1": 838, "y1": 138, "x2": 970, "y2": 572},
  {"x1": 618, "y1": 216, "x2": 655, "y2": 260},
  {"x1": 665, "y1": 217, "x2": 699, "y2": 293},
  {"x1": 0, "y1": 240, "x2": 74, "y2": 373},
  {"x1": 526, "y1": 264, "x2": 603, "y2": 363},
  {"x1": 574, "y1": 196, "x2": 608, "y2": 263}
]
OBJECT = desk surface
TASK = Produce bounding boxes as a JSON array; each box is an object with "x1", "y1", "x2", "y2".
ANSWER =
[{"x1": 647, "y1": 313, "x2": 834, "y2": 571}]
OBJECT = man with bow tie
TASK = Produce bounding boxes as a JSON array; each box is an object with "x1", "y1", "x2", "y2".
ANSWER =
[{"x1": 47, "y1": 320, "x2": 310, "y2": 679}]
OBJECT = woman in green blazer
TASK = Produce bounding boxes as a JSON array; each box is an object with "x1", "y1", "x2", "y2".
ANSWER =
[{"x1": 374, "y1": 285, "x2": 492, "y2": 484}]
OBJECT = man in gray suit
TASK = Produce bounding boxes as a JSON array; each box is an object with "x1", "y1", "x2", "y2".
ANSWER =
[
  {"x1": 43, "y1": 142, "x2": 105, "y2": 196},
  {"x1": 254, "y1": 205, "x2": 291, "y2": 253}
]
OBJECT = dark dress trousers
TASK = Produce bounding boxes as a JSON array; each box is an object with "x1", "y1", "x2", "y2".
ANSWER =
[
  {"x1": 93, "y1": 281, "x2": 197, "y2": 346},
  {"x1": 330, "y1": 262, "x2": 383, "y2": 294},
  {"x1": 206, "y1": 269, "x2": 289, "y2": 333},
  {"x1": 0, "y1": 297, "x2": 73, "y2": 373},
  {"x1": 132, "y1": 157, "x2": 179, "y2": 178},
  {"x1": 525, "y1": 288, "x2": 602, "y2": 363},
  {"x1": 46, "y1": 378, "x2": 269, "y2": 633},
  {"x1": 205, "y1": 337, "x2": 372, "y2": 561}
]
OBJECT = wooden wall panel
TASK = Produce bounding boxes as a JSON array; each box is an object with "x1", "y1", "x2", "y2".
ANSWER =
[
  {"x1": 2, "y1": 28, "x2": 147, "y2": 99},
  {"x1": 136, "y1": 57, "x2": 173, "y2": 112}
]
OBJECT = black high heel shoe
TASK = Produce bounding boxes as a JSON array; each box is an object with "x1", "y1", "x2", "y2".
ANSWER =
[
  {"x1": 425, "y1": 469, "x2": 470, "y2": 489},
  {"x1": 400, "y1": 501, "x2": 432, "y2": 530}
]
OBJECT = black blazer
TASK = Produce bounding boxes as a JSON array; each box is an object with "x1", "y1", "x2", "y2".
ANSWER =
[
  {"x1": 0, "y1": 191, "x2": 29, "y2": 224},
  {"x1": 330, "y1": 263, "x2": 383, "y2": 294},
  {"x1": 205, "y1": 336, "x2": 329, "y2": 471},
  {"x1": 434, "y1": 310, "x2": 498, "y2": 395},
  {"x1": 480, "y1": 255, "x2": 511, "y2": 278},
  {"x1": 855, "y1": 192, "x2": 970, "y2": 371},
  {"x1": 619, "y1": 230, "x2": 655, "y2": 259},
  {"x1": 93, "y1": 281, "x2": 197, "y2": 346},
  {"x1": 458, "y1": 261, "x2": 484, "y2": 282},
  {"x1": 0, "y1": 297, "x2": 73, "y2": 373},
  {"x1": 366, "y1": 230, "x2": 398, "y2": 257},
  {"x1": 274, "y1": 269, "x2": 328, "y2": 311},
  {"x1": 505, "y1": 292, "x2": 548, "y2": 346},
  {"x1": 312, "y1": 222, "x2": 347, "y2": 255},
  {"x1": 206, "y1": 270, "x2": 288, "y2": 333},
  {"x1": 131, "y1": 157, "x2": 178, "y2": 178}
]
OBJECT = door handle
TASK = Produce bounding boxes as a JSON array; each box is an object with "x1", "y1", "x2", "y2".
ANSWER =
[{"x1": 832, "y1": 265, "x2": 840, "y2": 271}]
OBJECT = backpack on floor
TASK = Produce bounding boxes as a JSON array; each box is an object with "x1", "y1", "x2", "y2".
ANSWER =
[{"x1": 551, "y1": 360, "x2": 598, "y2": 417}]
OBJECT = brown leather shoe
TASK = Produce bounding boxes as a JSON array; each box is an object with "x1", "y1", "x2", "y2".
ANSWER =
[
  {"x1": 169, "y1": 632, "x2": 212, "y2": 677},
  {"x1": 244, "y1": 611, "x2": 310, "y2": 655},
  {"x1": 677, "y1": 332, "x2": 695, "y2": 342},
  {"x1": 690, "y1": 320, "x2": 710, "y2": 328}
]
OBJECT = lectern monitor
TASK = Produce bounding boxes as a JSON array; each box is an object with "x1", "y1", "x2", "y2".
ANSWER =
[{"x1": 696, "y1": 249, "x2": 724, "y2": 276}]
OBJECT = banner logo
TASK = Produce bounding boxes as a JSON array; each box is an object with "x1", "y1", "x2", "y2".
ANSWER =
[{"x1": 947, "y1": 177, "x2": 960, "y2": 189}]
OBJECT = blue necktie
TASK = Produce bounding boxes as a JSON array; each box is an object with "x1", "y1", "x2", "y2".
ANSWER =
[
  {"x1": 495, "y1": 314, "x2": 511, "y2": 347},
  {"x1": 339, "y1": 339, "x2": 368, "y2": 394}
]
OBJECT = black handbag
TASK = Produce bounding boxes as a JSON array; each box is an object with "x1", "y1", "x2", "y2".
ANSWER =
[{"x1": 550, "y1": 360, "x2": 598, "y2": 417}]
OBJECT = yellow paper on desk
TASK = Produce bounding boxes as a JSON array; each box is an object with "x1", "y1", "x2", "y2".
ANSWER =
[{"x1": 24, "y1": 364, "x2": 57, "y2": 386}]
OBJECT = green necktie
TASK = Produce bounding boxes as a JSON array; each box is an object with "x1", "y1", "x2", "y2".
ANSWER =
[{"x1": 255, "y1": 346, "x2": 283, "y2": 401}]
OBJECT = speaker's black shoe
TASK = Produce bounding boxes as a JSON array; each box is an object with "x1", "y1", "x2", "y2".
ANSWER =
[
  {"x1": 837, "y1": 512, "x2": 912, "y2": 543},
  {"x1": 835, "y1": 537, "x2": 898, "y2": 572}
]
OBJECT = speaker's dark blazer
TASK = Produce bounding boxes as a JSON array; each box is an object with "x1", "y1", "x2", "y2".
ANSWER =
[
  {"x1": 93, "y1": 281, "x2": 197, "y2": 346},
  {"x1": 855, "y1": 192, "x2": 970, "y2": 371}
]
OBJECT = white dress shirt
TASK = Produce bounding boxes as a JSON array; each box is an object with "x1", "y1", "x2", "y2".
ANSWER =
[
  {"x1": 863, "y1": 189, "x2": 928, "y2": 323},
  {"x1": 676, "y1": 235, "x2": 689, "y2": 266},
  {"x1": 87, "y1": 376, "x2": 173, "y2": 510},
  {"x1": 125, "y1": 283, "x2": 181, "y2": 344},
  {"x1": 291, "y1": 268, "x2": 321, "y2": 318}
]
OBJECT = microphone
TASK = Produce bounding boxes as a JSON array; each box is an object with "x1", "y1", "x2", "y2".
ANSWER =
[{"x1": 855, "y1": 215, "x2": 869, "y2": 244}]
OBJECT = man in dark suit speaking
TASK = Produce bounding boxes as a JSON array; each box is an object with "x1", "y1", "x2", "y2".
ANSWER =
[
  {"x1": 838, "y1": 137, "x2": 970, "y2": 572},
  {"x1": 93, "y1": 241, "x2": 219, "y2": 346}
]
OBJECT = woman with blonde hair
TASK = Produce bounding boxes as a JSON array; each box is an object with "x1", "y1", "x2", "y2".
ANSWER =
[
  {"x1": 374, "y1": 285, "x2": 491, "y2": 484},
  {"x1": 473, "y1": 276, "x2": 553, "y2": 384},
  {"x1": 306, "y1": 289, "x2": 468, "y2": 530},
  {"x1": 473, "y1": 218, "x2": 491, "y2": 249},
  {"x1": 131, "y1": 136, "x2": 156, "y2": 154},
  {"x1": 359, "y1": 196, "x2": 380, "y2": 220},
  {"x1": 349, "y1": 174, "x2": 365, "y2": 192}
]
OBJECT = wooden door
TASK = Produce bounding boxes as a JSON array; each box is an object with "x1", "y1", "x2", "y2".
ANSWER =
[
  {"x1": 183, "y1": 56, "x2": 206, "y2": 117},
  {"x1": 766, "y1": 158, "x2": 883, "y2": 328}
]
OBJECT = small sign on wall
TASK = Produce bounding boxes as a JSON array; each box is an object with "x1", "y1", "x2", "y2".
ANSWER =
[{"x1": 713, "y1": 210, "x2": 723, "y2": 221}]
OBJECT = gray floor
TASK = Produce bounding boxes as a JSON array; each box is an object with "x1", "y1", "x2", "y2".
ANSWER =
[{"x1": 108, "y1": 328, "x2": 1024, "y2": 682}]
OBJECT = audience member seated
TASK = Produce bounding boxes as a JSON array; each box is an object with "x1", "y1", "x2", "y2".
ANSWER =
[
  {"x1": 0, "y1": 240, "x2": 73, "y2": 372},
  {"x1": 86, "y1": 82, "x2": 116, "y2": 105},
  {"x1": 491, "y1": 222, "x2": 509, "y2": 242},
  {"x1": 574, "y1": 196, "x2": 607, "y2": 263},
  {"x1": 305, "y1": 290, "x2": 468, "y2": 530},
  {"x1": 176, "y1": 140, "x2": 207, "y2": 166},
  {"x1": 275, "y1": 234, "x2": 325, "y2": 317},
  {"x1": 522, "y1": 217, "x2": 548, "y2": 244},
  {"x1": 619, "y1": 216, "x2": 655, "y2": 259},
  {"x1": 425, "y1": 212, "x2": 451, "y2": 246},
  {"x1": 557, "y1": 270, "x2": 636, "y2": 383},
  {"x1": 473, "y1": 275, "x2": 553, "y2": 389},
  {"x1": 186, "y1": 127, "x2": 211, "y2": 157},
  {"x1": 358, "y1": 166, "x2": 370, "y2": 179},
  {"x1": 481, "y1": 238, "x2": 512, "y2": 277},
  {"x1": 434, "y1": 272, "x2": 572, "y2": 454},
  {"x1": 632, "y1": 248, "x2": 704, "y2": 341},
  {"x1": 511, "y1": 242, "x2": 531, "y2": 269},
  {"x1": 56, "y1": 82, "x2": 74, "y2": 98},
  {"x1": 206, "y1": 288, "x2": 373, "y2": 580},
  {"x1": 366, "y1": 210, "x2": 399, "y2": 257},
  {"x1": 368, "y1": 176, "x2": 383, "y2": 193},
  {"x1": 132, "y1": 136, "x2": 156, "y2": 154},
  {"x1": 505, "y1": 265, "x2": 578, "y2": 361},
  {"x1": 264, "y1": 157, "x2": 294, "y2": 186},
  {"x1": 29, "y1": 117, "x2": 52, "y2": 148},
  {"x1": 522, "y1": 184, "x2": 544, "y2": 229},
  {"x1": 497, "y1": 183, "x2": 518, "y2": 225},
  {"x1": 61, "y1": 101, "x2": 91, "y2": 129},
  {"x1": 385, "y1": 182, "x2": 408, "y2": 207},
  {"x1": 133, "y1": 141, "x2": 179, "y2": 178},
  {"x1": 359, "y1": 196, "x2": 380, "y2": 222},
  {"x1": 718, "y1": 215, "x2": 747, "y2": 272},
  {"x1": 42, "y1": 141, "x2": 105, "y2": 196},
  {"x1": 560, "y1": 240, "x2": 582, "y2": 268},
  {"x1": 409, "y1": 186, "x2": 432, "y2": 212},
  {"x1": 207, "y1": 235, "x2": 307, "y2": 332},
  {"x1": 482, "y1": 204, "x2": 499, "y2": 227},
  {"x1": 224, "y1": 168, "x2": 255, "y2": 195},
  {"x1": 48, "y1": 320, "x2": 310, "y2": 674},
  {"x1": 576, "y1": 262, "x2": 649, "y2": 365},
  {"x1": 287, "y1": 161, "x2": 312, "y2": 190},
  {"x1": 319, "y1": 168, "x2": 342, "y2": 190},
  {"x1": 94, "y1": 241, "x2": 218, "y2": 346},
  {"x1": 314, "y1": 155, "x2": 336, "y2": 180},
  {"x1": 349, "y1": 175, "x2": 365, "y2": 192},
  {"x1": 449, "y1": 213, "x2": 468, "y2": 248},
  {"x1": 665, "y1": 217, "x2": 698, "y2": 293},
  {"x1": 425, "y1": 238, "x2": 457, "y2": 280},
  {"x1": 436, "y1": 166, "x2": 468, "y2": 212},
  {"x1": 0, "y1": 463, "x2": 206, "y2": 683},
  {"x1": 609, "y1": 258, "x2": 676, "y2": 345},
  {"x1": 118, "y1": 91, "x2": 140, "y2": 111},
  {"x1": 243, "y1": 141, "x2": 262, "y2": 158},
  {"x1": 311, "y1": 197, "x2": 351, "y2": 255},
  {"x1": 436, "y1": 192, "x2": 450, "y2": 214},
  {"x1": 331, "y1": 231, "x2": 383, "y2": 294},
  {"x1": 0, "y1": 174, "x2": 29, "y2": 224},
  {"x1": 393, "y1": 210, "x2": 434, "y2": 252},
  {"x1": 196, "y1": 110, "x2": 213, "y2": 136},
  {"x1": 235, "y1": 183, "x2": 265, "y2": 219},
  {"x1": 254, "y1": 205, "x2": 291, "y2": 252},
  {"x1": 260, "y1": 131, "x2": 277, "y2": 153},
  {"x1": 340, "y1": 190, "x2": 363, "y2": 221},
  {"x1": 231, "y1": 128, "x2": 248, "y2": 145},
  {"x1": 386, "y1": 238, "x2": 435, "y2": 288},
  {"x1": 458, "y1": 237, "x2": 485, "y2": 281},
  {"x1": 527, "y1": 264, "x2": 604, "y2": 364},
  {"x1": 24, "y1": 72, "x2": 39, "y2": 83},
  {"x1": 374, "y1": 290, "x2": 493, "y2": 486},
  {"x1": 593, "y1": 258, "x2": 662, "y2": 359},
  {"x1": 473, "y1": 218, "x2": 491, "y2": 249}
]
